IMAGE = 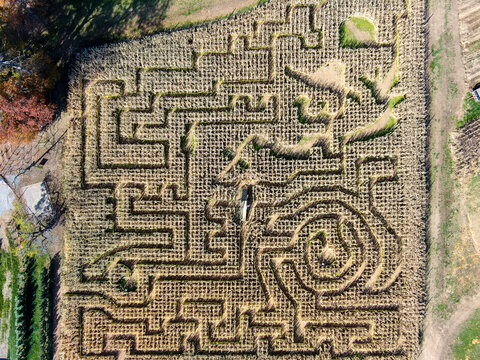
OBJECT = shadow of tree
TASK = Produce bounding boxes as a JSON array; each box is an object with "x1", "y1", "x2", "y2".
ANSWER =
[
  {"x1": 42, "y1": 171, "x2": 65, "y2": 231},
  {"x1": 50, "y1": 252, "x2": 61, "y2": 358},
  {"x1": 16, "y1": 255, "x2": 38, "y2": 358},
  {"x1": 37, "y1": 0, "x2": 172, "y2": 61},
  {"x1": 23, "y1": 0, "x2": 172, "y2": 109}
]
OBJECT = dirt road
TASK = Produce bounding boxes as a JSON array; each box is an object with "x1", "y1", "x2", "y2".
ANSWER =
[{"x1": 419, "y1": 0, "x2": 480, "y2": 357}]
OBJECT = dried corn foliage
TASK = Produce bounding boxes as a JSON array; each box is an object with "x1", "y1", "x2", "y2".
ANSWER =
[
  {"x1": 61, "y1": 0, "x2": 427, "y2": 358},
  {"x1": 459, "y1": 0, "x2": 480, "y2": 88}
]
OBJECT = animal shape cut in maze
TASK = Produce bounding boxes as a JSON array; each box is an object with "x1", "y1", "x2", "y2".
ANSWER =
[{"x1": 62, "y1": 0, "x2": 427, "y2": 358}]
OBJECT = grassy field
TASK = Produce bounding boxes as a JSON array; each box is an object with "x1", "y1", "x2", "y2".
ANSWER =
[{"x1": 452, "y1": 308, "x2": 480, "y2": 360}]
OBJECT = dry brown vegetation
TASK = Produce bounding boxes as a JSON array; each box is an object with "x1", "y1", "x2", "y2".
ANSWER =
[
  {"x1": 60, "y1": 0, "x2": 427, "y2": 358},
  {"x1": 459, "y1": 0, "x2": 480, "y2": 88}
]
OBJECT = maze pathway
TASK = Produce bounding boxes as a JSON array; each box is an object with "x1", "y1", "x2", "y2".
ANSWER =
[{"x1": 61, "y1": 0, "x2": 427, "y2": 358}]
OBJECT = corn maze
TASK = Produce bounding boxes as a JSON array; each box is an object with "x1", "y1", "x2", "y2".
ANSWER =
[{"x1": 61, "y1": 0, "x2": 427, "y2": 358}]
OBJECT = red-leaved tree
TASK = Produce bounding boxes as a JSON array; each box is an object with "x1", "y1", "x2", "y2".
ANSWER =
[
  {"x1": 0, "y1": 0, "x2": 57, "y2": 144},
  {"x1": 0, "y1": 76, "x2": 56, "y2": 144}
]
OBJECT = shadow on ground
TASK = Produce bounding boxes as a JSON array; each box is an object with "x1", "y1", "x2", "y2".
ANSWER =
[{"x1": 38, "y1": 0, "x2": 172, "y2": 61}]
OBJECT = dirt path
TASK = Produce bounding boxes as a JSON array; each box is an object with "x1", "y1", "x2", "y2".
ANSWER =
[
  {"x1": 422, "y1": 291, "x2": 480, "y2": 360},
  {"x1": 419, "y1": 0, "x2": 480, "y2": 357}
]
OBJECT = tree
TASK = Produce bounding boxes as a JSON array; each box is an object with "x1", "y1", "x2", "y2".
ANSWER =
[
  {"x1": 0, "y1": 0, "x2": 41, "y2": 59},
  {"x1": 0, "y1": 75, "x2": 56, "y2": 144},
  {"x1": 0, "y1": 0, "x2": 57, "y2": 144}
]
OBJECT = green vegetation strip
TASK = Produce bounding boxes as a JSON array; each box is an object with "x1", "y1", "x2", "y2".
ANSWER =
[
  {"x1": 1, "y1": 203, "x2": 55, "y2": 360},
  {"x1": 7, "y1": 251, "x2": 19, "y2": 360}
]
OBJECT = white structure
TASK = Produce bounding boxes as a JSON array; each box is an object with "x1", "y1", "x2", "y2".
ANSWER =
[
  {"x1": 473, "y1": 88, "x2": 480, "y2": 102},
  {"x1": 21, "y1": 182, "x2": 52, "y2": 221},
  {"x1": 240, "y1": 187, "x2": 253, "y2": 222}
]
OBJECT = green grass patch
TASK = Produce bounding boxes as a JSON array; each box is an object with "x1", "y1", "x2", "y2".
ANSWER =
[
  {"x1": 0, "y1": 252, "x2": 10, "y2": 331},
  {"x1": 298, "y1": 134, "x2": 317, "y2": 146},
  {"x1": 432, "y1": 138, "x2": 476, "y2": 319},
  {"x1": 430, "y1": 44, "x2": 443, "y2": 72},
  {"x1": 429, "y1": 36, "x2": 445, "y2": 92},
  {"x1": 361, "y1": 116, "x2": 397, "y2": 142},
  {"x1": 388, "y1": 94, "x2": 405, "y2": 109},
  {"x1": 457, "y1": 92, "x2": 480, "y2": 128},
  {"x1": 452, "y1": 307, "x2": 480, "y2": 360},
  {"x1": 433, "y1": 303, "x2": 450, "y2": 320},
  {"x1": 345, "y1": 95, "x2": 404, "y2": 144},
  {"x1": 339, "y1": 17, "x2": 375, "y2": 49},
  {"x1": 359, "y1": 65, "x2": 400, "y2": 104},
  {"x1": 293, "y1": 97, "x2": 314, "y2": 124},
  {"x1": 350, "y1": 17, "x2": 375, "y2": 35},
  {"x1": 176, "y1": 0, "x2": 207, "y2": 16}
]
